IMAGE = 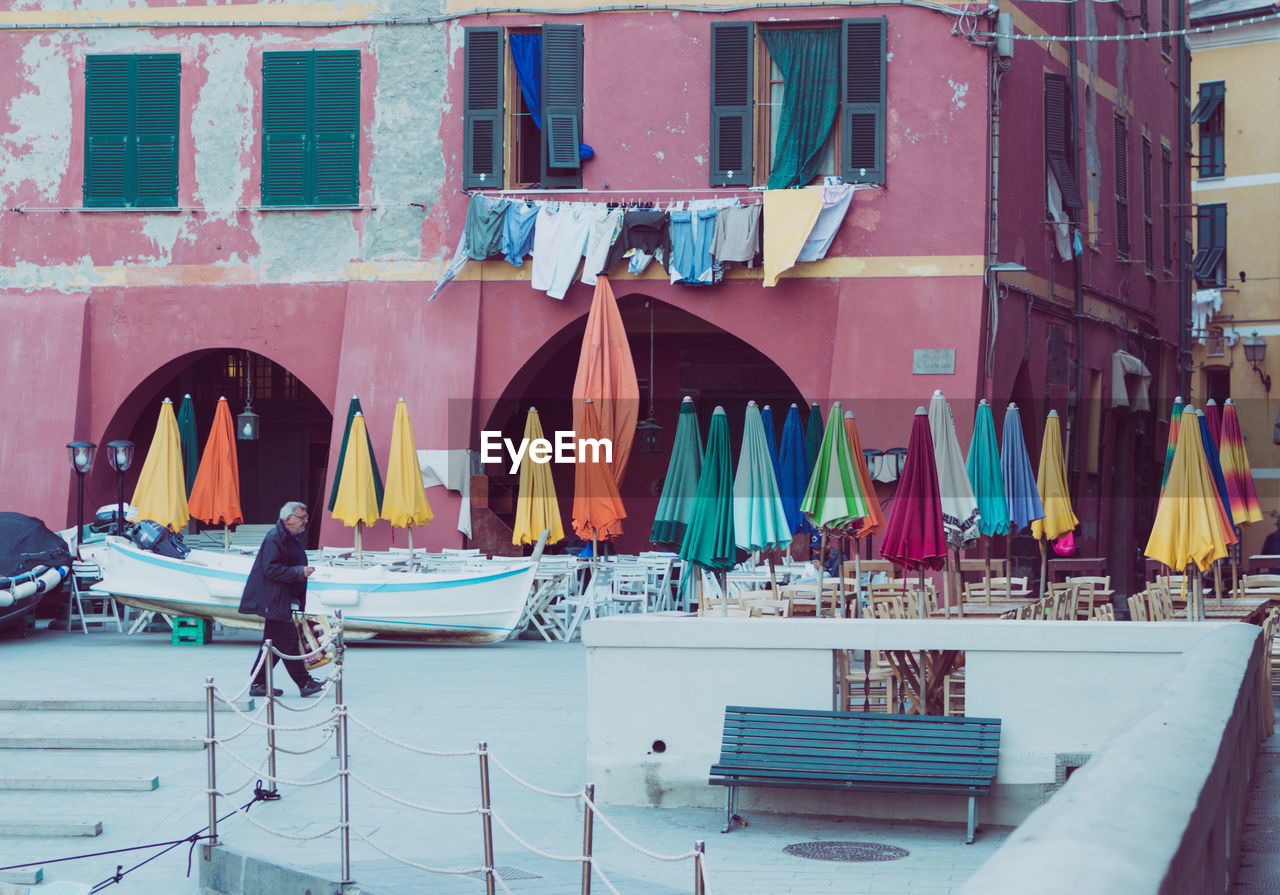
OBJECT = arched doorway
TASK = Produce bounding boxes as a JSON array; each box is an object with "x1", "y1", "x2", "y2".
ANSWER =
[
  {"x1": 115, "y1": 349, "x2": 332, "y2": 547},
  {"x1": 480, "y1": 297, "x2": 805, "y2": 554}
]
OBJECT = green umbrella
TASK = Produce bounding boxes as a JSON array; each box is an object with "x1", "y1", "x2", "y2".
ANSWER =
[
  {"x1": 804, "y1": 401, "x2": 824, "y2": 478},
  {"x1": 1161, "y1": 396, "x2": 1184, "y2": 491},
  {"x1": 733, "y1": 401, "x2": 791, "y2": 553},
  {"x1": 328, "y1": 396, "x2": 384, "y2": 514},
  {"x1": 176, "y1": 394, "x2": 199, "y2": 499},
  {"x1": 966, "y1": 400, "x2": 1010, "y2": 604},
  {"x1": 680, "y1": 407, "x2": 738, "y2": 613},
  {"x1": 652, "y1": 397, "x2": 704, "y2": 548}
]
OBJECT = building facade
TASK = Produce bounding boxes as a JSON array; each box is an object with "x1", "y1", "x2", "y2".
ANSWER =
[{"x1": 0, "y1": 0, "x2": 1186, "y2": 585}]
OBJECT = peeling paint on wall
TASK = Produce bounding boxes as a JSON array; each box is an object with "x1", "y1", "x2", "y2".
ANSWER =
[
  {"x1": 257, "y1": 213, "x2": 360, "y2": 281},
  {"x1": 192, "y1": 34, "x2": 257, "y2": 225},
  {"x1": 948, "y1": 79, "x2": 968, "y2": 111},
  {"x1": 0, "y1": 37, "x2": 73, "y2": 202},
  {"x1": 1, "y1": 257, "x2": 103, "y2": 293}
]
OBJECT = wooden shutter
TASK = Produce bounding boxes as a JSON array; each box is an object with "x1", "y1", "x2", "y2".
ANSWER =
[
  {"x1": 84, "y1": 56, "x2": 132, "y2": 207},
  {"x1": 841, "y1": 18, "x2": 886, "y2": 185},
  {"x1": 1044, "y1": 74, "x2": 1082, "y2": 209},
  {"x1": 463, "y1": 27, "x2": 504, "y2": 189},
  {"x1": 262, "y1": 52, "x2": 310, "y2": 206},
  {"x1": 709, "y1": 22, "x2": 753, "y2": 187},
  {"x1": 1142, "y1": 136, "x2": 1153, "y2": 272},
  {"x1": 1114, "y1": 116, "x2": 1130, "y2": 259},
  {"x1": 313, "y1": 51, "x2": 360, "y2": 205},
  {"x1": 133, "y1": 55, "x2": 180, "y2": 207},
  {"x1": 541, "y1": 23, "x2": 583, "y2": 188}
]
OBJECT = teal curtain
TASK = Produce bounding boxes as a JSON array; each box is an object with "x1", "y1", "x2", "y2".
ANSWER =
[{"x1": 762, "y1": 29, "x2": 840, "y2": 190}]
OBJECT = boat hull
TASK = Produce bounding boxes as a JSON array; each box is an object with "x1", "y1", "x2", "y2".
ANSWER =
[{"x1": 92, "y1": 538, "x2": 539, "y2": 644}]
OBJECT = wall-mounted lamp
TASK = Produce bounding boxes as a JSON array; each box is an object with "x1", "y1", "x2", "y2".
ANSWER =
[{"x1": 1243, "y1": 331, "x2": 1271, "y2": 396}]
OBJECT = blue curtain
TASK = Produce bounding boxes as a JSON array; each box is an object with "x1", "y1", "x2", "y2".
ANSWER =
[
  {"x1": 761, "y1": 28, "x2": 840, "y2": 189},
  {"x1": 508, "y1": 33, "x2": 594, "y2": 161}
]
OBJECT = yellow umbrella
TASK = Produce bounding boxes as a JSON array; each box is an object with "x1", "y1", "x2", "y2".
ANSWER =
[
  {"x1": 1030, "y1": 410, "x2": 1077, "y2": 597},
  {"x1": 512, "y1": 408, "x2": 564, "y2": 546},
  {"x1": 381, "y1": 398, "x2": 433, "y2": 559},
  {"x1": 332, "y1": 411, "x2": 381, "y2": 566},
  {"x1": 1146, "y1": 404, "x2": 1230, "y2": 618},
  {"x1": 130, "y1": 398, "x2": 189, "y2": 532}
]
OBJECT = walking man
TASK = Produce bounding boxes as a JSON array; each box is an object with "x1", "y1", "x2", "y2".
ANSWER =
[{"x1": 239, "y1": 501, "x2": 325, "y2": 698}]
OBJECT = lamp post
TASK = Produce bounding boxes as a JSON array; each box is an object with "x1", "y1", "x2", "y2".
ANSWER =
[
  {"x1": 1243, "y1": 332, "x2": 1271, "y2": 396},
  {"x1": 106, "y1": 440, "x2": 135, "y2": 536},
  {"x1": 66, "y1": 441, "x2": 96, "y2": 557}
]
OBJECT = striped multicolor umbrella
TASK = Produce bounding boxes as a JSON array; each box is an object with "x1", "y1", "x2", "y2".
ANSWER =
[
  {"x1": 1219, "y1": 399, "x2": 1262, "y2": 527},
  {"x1": 1161, "y1": 397, "x2": 1184, "y2": 490},
  {"x1": 843, "y1": 412, "x2": 885, "y2": 539},
  {"x1": 1203, "y1": 399, "x2": 1223, "y2": 455},
  {"x1": 801, "y1": 401, "x2": 871, "y2": 532}
]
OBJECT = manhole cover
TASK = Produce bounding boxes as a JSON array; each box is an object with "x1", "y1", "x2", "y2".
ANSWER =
[
  {"x1": 784, "y1": 841, "x2": 910, "y2": 862},
  {"x1": 464, "y1": 865, "x2": 542, "y2": 881}
]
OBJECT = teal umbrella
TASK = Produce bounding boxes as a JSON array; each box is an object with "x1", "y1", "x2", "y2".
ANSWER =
[
  {"x1": 966, "y1": 400, "x2": 1010, "y2": 603},
  {"x1": 176, "y1": 394, "x2": 199, "y2": 499},
  {"x1": 680, "y1": 407, "x2": 738, "y2": 612},
  {"x1": 652, "y1": 397, "x2": 704, "y2": 548},
  {"x1": 328, "y1": 396, "x2": 384, "y2": 513},
  {"x1": 733, "y1": 401, "x2": 791, "y2": 553},
  {"x1": 804, "y1": 402, "x2": 824, "y2": 479}
]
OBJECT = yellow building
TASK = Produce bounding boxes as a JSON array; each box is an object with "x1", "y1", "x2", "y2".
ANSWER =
[{"x1": 1189, "y1": 0, "x2": 1280, "y2": 552}]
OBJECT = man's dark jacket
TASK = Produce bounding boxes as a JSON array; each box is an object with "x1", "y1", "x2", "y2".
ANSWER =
[{"x1": 238, "y1": 520, "x2": 308, "y2": 621}]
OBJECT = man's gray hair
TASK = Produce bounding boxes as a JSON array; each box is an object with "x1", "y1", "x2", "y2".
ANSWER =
[{"x1": 279, "y1": 501, "x2": 308, "y2": 521}]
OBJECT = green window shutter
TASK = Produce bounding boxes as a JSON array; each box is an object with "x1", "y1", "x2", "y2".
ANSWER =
[
  {"x1": 463, "y1": 27, "x2": 504, "y2": 189},
  {"x1": 1044, "y1": 74, "x2": 1081, "y2": 209},
  {"x1": 541, "y1": 23, "x2": 583, "y2": 188},
  {"x1": 84, "y1": 56, "x2": 132, "y2": 207},
  {"x1": 262, "y1": 52, "x2": 310, "y2": 206},
  {"x1": 1114, "y1": 116, "x2": 1130, "y2": 258},
  {"x1": 313, "y1": 51, "x2": 360, "y2": 205},
  {"x1": 709, "y1": 23, "x2": 753, "y2": 187},
  {"x1": 840, "y1": 18, "x2": 886, "y2": 185},
  {"x1": 133, "y1": 55, "x2": 180, "y2": 207}
]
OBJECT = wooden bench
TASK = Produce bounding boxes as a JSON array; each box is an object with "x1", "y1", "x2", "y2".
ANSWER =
[{"x1": 708, "y1": 705, "x2": 1001, "y2": 842}]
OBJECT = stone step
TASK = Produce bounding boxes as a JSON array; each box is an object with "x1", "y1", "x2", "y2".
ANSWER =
[
  {"x1": 0, "y1": 737, "x2": 202, "y2": 751},
  {"x1": 0, "y1": 699, "x2": 253, "y2": 712},
  {"x1": 0, "y1": 821, "x2": 101, "y2": 838},
  {"x1": 0, "y1": 776, "x2": 159, "y2": 791},
  {"x1": 0, "y1": 869, "x2": 41, "y2": 886}
]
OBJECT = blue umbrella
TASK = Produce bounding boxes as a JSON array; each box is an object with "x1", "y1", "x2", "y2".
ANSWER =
[
  {"x1": 1000, "y1": 403, "x2": 1044, "y2": 533},
  {"x1": 777, "y1": 404, "x2": 808, "y2": 536},
  {"x1": 760, "y1": 404, "x2": 781, "y2": 486}
]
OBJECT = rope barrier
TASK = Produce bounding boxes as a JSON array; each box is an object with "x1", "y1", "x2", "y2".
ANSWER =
[
  {"x1": 583, "y1": 794, "x2": 701, "y2": 862},
  {"x1": 209, "y1": 682, "x2": 339, "y2": 728},
  {"x1": 218, "y1": 800, "x2": 342, "y2": 840},
  {"x1": 346, "y1": 713, "x2": 481, "y2": 756},
  {"x1": 272, "y1": 727, "x2": 337, "y2": 755},
  {"x1": 213, "y1": 739, "x2": 341, "y2": 787},
  {"x1": 212, "y1": 701, "x2": 271, "y2": 743},
  {"x1": 591, "y1": 859, "x2": 626, "y2": 895},
  {"x1": 347, "y1": 772, "x2": 484, "y2": 815},
  {"x1": 487, "y1": 810, "x2": 584, "y2": 863},
  {"x1": 349, "y1": 828, "x2": 486, "y2": 875},
  {"x1": 271, "y1": 677, "x2": 339, "y2": 713},
  {"x1": 486, "y1": 752, "x2": 584, "y2": 799},
  {"x1": 268, "y1": 630, "x2": 337, "y2": 662}
]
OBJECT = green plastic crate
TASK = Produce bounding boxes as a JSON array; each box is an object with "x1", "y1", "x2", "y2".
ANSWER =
[{"x1": 172, "y1": 617, "x2": 212, "y2": 645}]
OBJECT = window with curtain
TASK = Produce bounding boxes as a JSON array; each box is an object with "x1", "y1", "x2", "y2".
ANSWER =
[{"x1": 759, "y1": 28, "x2": 840, "y2": 190}]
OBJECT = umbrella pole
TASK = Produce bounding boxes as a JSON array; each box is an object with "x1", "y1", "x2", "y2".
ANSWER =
[
  {"x1": 718, "y1": 569, "x2": 729, "y2": 618},
  {"x1": 942, "y1": 549, "x2": 951, "y2": 619},
  {"x1": 815, "y1": 531, "x2": 827, "y2": 619},
  {"x1": 1232, "y1": 548, "x2": 1239, "y2": 601},
  {"x1": 223, "y1": 524, "x2": 230, "y2": 554},
  {"x1": 852, "y1": 546, "x2": 862, "y2": 620},
  {"x1": 1038, "y1": 540, "x2": 1047, "y2": 600},
  {"x1": 356, "y1": 522, "x2": 363, "y2": 568},
  {"x1": 407, "y1": 524, "x2": 413, "y2": 568},
  {"x1": 1005, "y1": 532, "x2": 1013, "y2": 602},
  {"x1": 768, "y1": 558, "x2": 779, "y2": 596},
  {"x1": 954, "y1": 546, "x2": 964, "y2": 618},
  {"x1": 1213, "y1": 560, "x2": 1224, "y2": 609},
  {"x1": 983, "y1": 536, "x2": 992, "y2": 606},
  {"x1": 695, "y1": 570, "x2": 705, "y2": 615},
  {"x1": 836, "y1": 537, "x2": 847, "y2": 618},
  {"x1": 918, "y1": 568, "x2": 928, "y2": 715}
]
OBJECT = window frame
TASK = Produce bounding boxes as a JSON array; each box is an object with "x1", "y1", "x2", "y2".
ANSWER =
[
  {"x1": 1193, "y1": 81, "x2": 1225, "y2": 179},
  {"x1": 753, "y1": 23, "x2": 843, "y2": 187},
  {"x1": 1193, "y1": 203, "x2": 1227, "y2": 287},
  {"x1": 1044, "y1": 73, "x2": 1082, "y2": 212}
]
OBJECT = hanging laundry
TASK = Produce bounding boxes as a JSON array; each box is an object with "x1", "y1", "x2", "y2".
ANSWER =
[
  {"x1": 797, "y1": 182, "x2": 854, "y2": 262},
  {"x1": 712, "y1": 203, "x2": 761, "y2": 265},
  {"x1": 600, "y1": 209, "x2": 670, "y2": 276},
  {"x1": 762, "y1": 189, "x2": 824, "y2": 287},
  {"x1": 669, "y1": 207, "x2": 718, "y2": 285},
  {"x1": 430, "y1": 230, "x2": 470, "y2": 301},
  {"x1": 531, "y1": 203, "x2": 596, "y2": 300},
  {"x1": 580, "y1": 206, "x2": 623, "y2": 286},
  {"x1": 502, "y1": 200, "x2": 539, "y2": 267},
  {"x1": 464, "y1": 195, "x2": 509, "y2": 261}
]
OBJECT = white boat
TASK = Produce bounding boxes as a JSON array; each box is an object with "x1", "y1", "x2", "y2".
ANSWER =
[{"x1": 90, "y1": 533, "x2": 548, "y2": 644}]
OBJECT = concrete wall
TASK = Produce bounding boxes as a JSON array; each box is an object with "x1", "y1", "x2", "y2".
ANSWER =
[{"x1": 583, "y1": 616, "x2": 1244, "y2": 828}]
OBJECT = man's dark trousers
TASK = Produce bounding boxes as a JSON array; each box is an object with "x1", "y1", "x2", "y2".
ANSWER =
[{"x1": 252, "y1": 617, "x2": 312, "y2": 688}]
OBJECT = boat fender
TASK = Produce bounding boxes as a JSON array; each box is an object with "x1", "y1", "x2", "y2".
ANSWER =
[
  {"x1": 316, "y1": 589, "x2": 360, "y2": 607},
  {"x1": 0, "y1": 565, "x2": 64, "y2": 608}
]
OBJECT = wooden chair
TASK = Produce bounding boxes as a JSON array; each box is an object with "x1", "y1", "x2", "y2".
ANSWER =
[
  {"x1": 1236, "y1": 574, "x2": 1280, "y2": 598},
  {"x1": 1127, "y1": 594, "x2": 1150, "y2": 622},
  {"x1": 944, "y1": 667, "x2": 966, "y2": 717},
  {"x1": 963, "y1": 576, "x2": 1031, "y2": 601},
  {"x1": 69, "y1": 560, "x2": 123, "y2": 634},
  {"x1": 835, "y1": 649, "x2": 901, "y2": 713},
  {"x1": 1045, "y1": 584, "x2": 1077, "y2": 620},
  {"x1": 1091, "y1": 603, "x2": 1116, "y2": 621},
  {"x1": 1146, "y1": 584, "x2": 1174, "y2": 621},
  {"x1": 743, "y1": 596, "x2": 792, "y2": 617}
]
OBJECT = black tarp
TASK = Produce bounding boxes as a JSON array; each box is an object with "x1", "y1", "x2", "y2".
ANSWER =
[{"x1": 0, "y1": 513, "x2": 73, "y2": 578}]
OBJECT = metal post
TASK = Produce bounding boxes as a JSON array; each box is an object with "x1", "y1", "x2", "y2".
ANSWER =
[
  {"x1": 478, "y1": 742, "x2": 496, "y2": 895},
  {"x1": 334, "y1": 612, "x2": 345, "y2": 760},
  {"x1": 205, "y1": 677, "x2": 218, "y2": 847},
  {"x1": 693, "y1": 840, "x2": 705, "y2": 895},
  {"x1": 580, "y1": 783, "x2": 595, "y2": 895},
  {"x1": 264, "y1": 640, "x2": 277, "y2": 794},
  {"x1": 337, "y1": 703, "x2": 351, "y2": 885}
]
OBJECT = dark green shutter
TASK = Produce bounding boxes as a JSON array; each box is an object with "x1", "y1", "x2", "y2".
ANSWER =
[
  {"x1": 709, "y1": 23, "x2": 753, "y2": 187},
  {"x1": 840, "y1": 18, "x2": 885, "y2": 185},
  {"x1": 262, "y1": 52, "x2": 309, "y2": 205},
  {"x1": 313, "y1": 51, "x2": 360, "y2": 205},
  {"x1": 84, "y1": 57, "x2": 131, "y2": 207},
  {"x1": 1114, "y1": 116, "x2": 1130, "y2": 258},
  {"x1": 463, "y1": 28, "x2": 504, "y2": 189},
  {"x1": 1044, "y1": 74, "x2": 1081, "y2": 209},
  {"x1": 541, "y1": 23, "x2": 583, "y2": 188},
  {"x1": 133, "y1": 55, "x2": 180, "y2": 207}
]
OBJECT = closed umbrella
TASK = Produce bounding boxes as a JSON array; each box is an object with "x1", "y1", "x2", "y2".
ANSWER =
[
  {"x1": 1219, "y1": 398, "x2": 1262, "y2": 596},
  {"x1": 1000, "y1": 403, "x2": 1044, "y2": 601},
  {"x1": 777, "y1": 404, "x2": 808, "y2": 537},
  {"x1": 1161, "y1": 397, "x2": 1184, "y2": 490},
  {"x1": 967, "y1": 400, "x2": 1010, "y2": 603},
  {"x1": 928, "y1": 390, "x2": 980, "y2": 613},
  {"x1": 733, "y1": 401, "x2": 791, "y2": 554},
  {"x1": 1030, "y1": 411, "x2": 1078, "y2": 597},
  {"x1": 760, "y1": 404, "x2": 782, "y2": 487},
  {"x1": 1197, "y1": 408, "x2": 1240, "y2": 605},
  {"x1": 332, "y1": 411, "x2": 381, "y2": 566},
  {"x1": 572, "y1": 276, "x2": 639, "y2": 485},
  {"x1": 680, "y1": 406, "x2": 737, "y2": 612},
  {"x1": 572, "y1": 399, "x2": 626, "y2": 545},
  {"x1": 512, "y1": 407, "x2": 564, "y2": 547},
  {"x1": 652, "y1": 397, "x2": 703, "y2": 548},
  {"x1": 1146, "y1": 403, "x2": 1230, "y2": 620},
  {"x1": 188, "y1": 397, "x2": 243, "y2": 551},
  {"x1": 382, "y1": 398, "x2": 434, "y2": 560},
  {"x1": 176, "y1": 394, "x2": 199, "y2": 499},
  {"x1": 130, "y1": 398, "x2": 189, "y2": 532},
  {"x1": 843, "y1": 411, "x2": 886, "y2": 617},
  {"x1": 804, "y1": 402, "x2": 824, "y2": 477},
  {"x1": 328, "y1": 396, "x2": 384, "y2": 514},
  {"x1": 1203, "y1": 399, "x2": 1223, "y2": 454}
]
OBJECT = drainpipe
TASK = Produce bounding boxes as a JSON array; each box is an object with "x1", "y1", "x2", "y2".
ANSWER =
[
  {"x1": 982, "y1": 7, "x2": 1011, "y2": 399},
  {"x1": 1067, "y1": 0, "x2": 1087, "y2": 498},
  {"x1": 1177, "y1": 0, "x2": 1192, "y2": 397}
]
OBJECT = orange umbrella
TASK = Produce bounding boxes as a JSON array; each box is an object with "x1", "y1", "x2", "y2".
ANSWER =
[
  {"x1": 572, "y1": 276, "x2": 639, "y2": 485},
  {"x1": 843, "y1": 412, "x2": 885, "y2": 539},
  {"x1": 187, "y1": 397, "x2": 243, "y2": 551},
  {"x1": 571, "y1": 399, "x2": 626, "y2": 543}
]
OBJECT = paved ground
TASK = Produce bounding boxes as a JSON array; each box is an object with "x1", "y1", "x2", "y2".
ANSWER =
[
  {"x1": 0, "y1": 624, "x2": 1011, "y2": 894},
  {"x1": 1232, "y1": 718, "x2": 1280, "y2": 895}
]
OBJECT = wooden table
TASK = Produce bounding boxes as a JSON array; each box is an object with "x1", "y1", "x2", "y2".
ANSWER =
[
  {"x1": 884, "y1": 649, "x2": 963, "y2": 716},
  {"x1": 1048, "y1": 557, "x2": 1108, "y2": 581},
  {"x1": 1247, "y1": 555, "x2": 1280, "y2": 574}
]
